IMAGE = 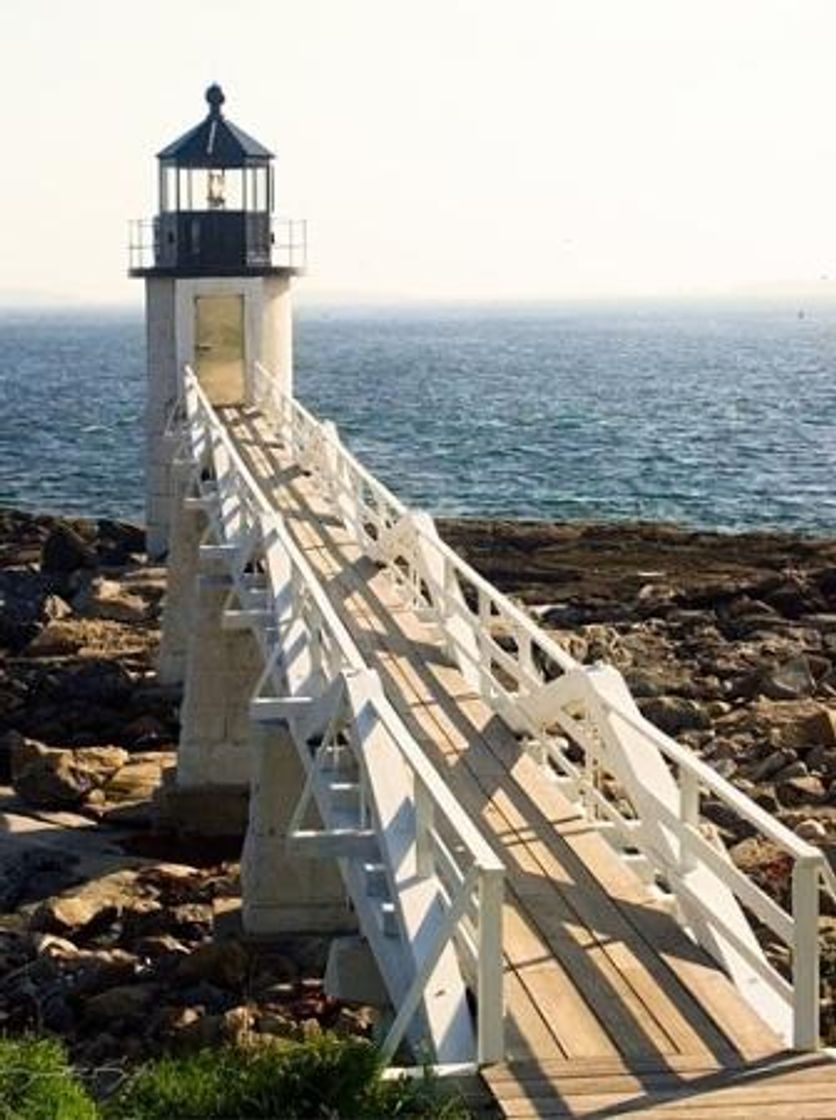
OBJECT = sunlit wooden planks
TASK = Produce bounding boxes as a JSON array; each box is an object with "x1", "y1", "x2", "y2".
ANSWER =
[
  {"x1": 222, "y1": 406, "x2": 786, "y2": 1069},
  {"x1": 484, "y1": 1051, "x2": 836, "y2": 1118}
]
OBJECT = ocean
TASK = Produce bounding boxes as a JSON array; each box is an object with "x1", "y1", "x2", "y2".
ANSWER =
[{"x1": 1, "y1": 302, "x2": 835, "y2": 534}]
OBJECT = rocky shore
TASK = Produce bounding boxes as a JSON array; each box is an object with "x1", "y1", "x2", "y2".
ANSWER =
[
  {"x1": 0, "y1": 509, "x2": 371, "y2": 1069},
  {"x1": 2, "y1": 507, "x2": 836, "y2": 1058}
]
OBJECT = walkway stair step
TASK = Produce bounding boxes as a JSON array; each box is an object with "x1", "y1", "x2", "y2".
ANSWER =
[
  {"x1": 380, "y1": 900, "x2": 400, "y2": 938},
  {"x1": 286, "y1": 828, "x2": 379, "y2": 861},
  {"x1": 363, "y1": 861, "x2": 391, "y2": 899},
  {"x1": 326, "y1": 780, "x2": 361, "y2": 812}
]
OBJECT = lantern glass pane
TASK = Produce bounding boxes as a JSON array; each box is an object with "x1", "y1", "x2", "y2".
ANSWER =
[
  {"x1": 178, "y1": 168, "x2": 193, "y2": 210},
  {"x1": 161, "y1": 165, "x2": 178, "y2": 212}
]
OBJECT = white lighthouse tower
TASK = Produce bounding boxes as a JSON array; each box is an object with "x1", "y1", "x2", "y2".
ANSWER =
[
  {"x1": 125, "y1": 88, "x2": 353, "y2": 938},
  {"x1": 130, "y1": 84, "x2": 304, "y2": 559}
]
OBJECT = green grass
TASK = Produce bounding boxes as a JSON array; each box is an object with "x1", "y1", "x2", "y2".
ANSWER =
[
  {"x1": 0, "y1": 1037, "x2": 97, "y2": 1120},
  {"x1": 107, "y1": 1035, "x2": 471, "y2": 1119},
  {"x1": 0, "y1": 1035, "x2": 471, "y2": 1120}
]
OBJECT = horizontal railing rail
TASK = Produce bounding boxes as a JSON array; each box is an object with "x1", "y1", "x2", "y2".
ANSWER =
[
  {"x1": 250, "y1": 359, "x2": 836, "y2": 1051},
  {"x1": 128, "y1": 216, "x2": 307, "y2": 272},
  {"x1": 178, "y1": 366, "x2": 504, "y2": 1066},
  {"x1": 566, "y1": 679, "x2": 822, "y2": 1044},
  {"x1": 253, "y1": 361, "x2": 576, "y2": 693},
  {"x1": 271, "y1": 217, "x2": 308, "y2": 271},
  {"x1": 127, "y1": 218, "x2": 155, "y2": 272}
]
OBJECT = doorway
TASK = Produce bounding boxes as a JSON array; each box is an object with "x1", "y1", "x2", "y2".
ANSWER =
[{"x1": 194, "y1": 294, "x2": 245, "y2": 405}]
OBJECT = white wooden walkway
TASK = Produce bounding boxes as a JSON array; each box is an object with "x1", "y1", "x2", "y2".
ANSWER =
[
  {"x1": 220, "y1": 402, "x2": 836, "y2": 1117},
  {"x1": 168, "y1": 365, "x2": 836, "y2": 1116}
]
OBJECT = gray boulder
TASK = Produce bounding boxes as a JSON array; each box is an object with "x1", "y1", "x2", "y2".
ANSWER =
[
  {"x1": 638, "y1": 695, "x2": 712, "y2": 736},
  {"x1": 40, "y1": 524, "x2": 96, "y2": 576},
  {"x1": 0, "y1": 570, "x2": 54, "y2": 652}
]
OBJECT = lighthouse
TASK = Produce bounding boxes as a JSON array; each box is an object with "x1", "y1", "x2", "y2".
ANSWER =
[
  {"x1": 125, "y1": 87, "x2": 353, "y2": 938},
  {"x1": 129, "y1": 84, "x2": 304, "y2": 559}
]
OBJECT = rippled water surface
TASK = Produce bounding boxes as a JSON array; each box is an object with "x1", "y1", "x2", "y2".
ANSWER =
[{"x1": 1, "y1": 303, "x2": 835, "y2": 532}]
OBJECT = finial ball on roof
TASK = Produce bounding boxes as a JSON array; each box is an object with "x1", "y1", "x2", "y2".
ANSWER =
[{"x1": 206, "y1": 84, "x2": 225, "y2": 113}]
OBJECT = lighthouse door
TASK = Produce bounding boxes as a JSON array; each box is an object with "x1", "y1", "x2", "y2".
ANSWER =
[{"x1": 194, "y1": 295, "x2": 245, "y2": 406}]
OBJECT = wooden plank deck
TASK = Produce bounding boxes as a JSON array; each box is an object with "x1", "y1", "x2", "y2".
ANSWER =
[
  {"x1": 483, "y1": 1051, "x2": 836, "y2": 1118},
  {"x1": 222, "y1": 405, "x2": 836, "y2": 1117}
]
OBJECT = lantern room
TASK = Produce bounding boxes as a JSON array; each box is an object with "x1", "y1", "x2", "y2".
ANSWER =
[{"x1": 151, "y1": 83, "x2": 275, "y2": 273}]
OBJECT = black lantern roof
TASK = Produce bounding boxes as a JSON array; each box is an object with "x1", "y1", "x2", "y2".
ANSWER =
[{"x1": 157, "y1": 84, "x2": 273, "y2": 167}]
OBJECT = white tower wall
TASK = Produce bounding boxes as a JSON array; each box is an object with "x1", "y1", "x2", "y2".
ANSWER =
[
  {"x1": 143, "y1": 273, "x2": 293, "y2": 559},
  {"x1": 262, "y1": 274, "x2": 294, "y2": 398},
  {"x1": 144, "y1": 277, "x2": 178, "y2": 562}
]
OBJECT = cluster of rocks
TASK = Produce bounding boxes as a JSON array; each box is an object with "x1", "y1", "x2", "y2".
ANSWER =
[
  {"x1": 0, "y1": 509, "x2": 373, "y2": 1065},
  {"x1": 0, "y1": 512, "x2": 180, "y2": 827},
  {"x1": 0, "y1": 859, "x2": 371, "y2": 1067},
  {"x1": 0, "y1": 510, "x2": 178, "y2": 756}
]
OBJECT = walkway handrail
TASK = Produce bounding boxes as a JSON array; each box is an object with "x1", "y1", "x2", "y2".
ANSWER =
[
  {"x1": 251, "y1": 360, "x2": 835, "y2": 1051},
  {"x1": 253, "y1": 361, "x2": 577, "y2": 684},
  {"x1": 181, "y1": 366, "x2": 505, "y2": 1065},
  {"x1": 187, "y1": 366, "x2": 501, "y2": 869},
  {"x1": 254, "y1": 362, "x2": 407, "y2": 521},
  {"x1": 184, "y1": 368, "x2": 366, "y2": 673},
  {"x1": 128, "y1": 216, "x2": 307, "y2": 272},
  {"x1": 588, "y1": 682, "x2": 825, "y2": 1049},
  {"x1": 597, "y1": 690, "x2": 821, "y2": 862}
]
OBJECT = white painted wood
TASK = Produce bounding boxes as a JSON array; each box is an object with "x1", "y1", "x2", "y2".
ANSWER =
[
  {"x1": 414, "y1": 777, "x2": 435, "y2": 878},
  {"x1": 249, "y1": 695, "x2": 315, "y2": 722},
  {"x1": 477, "y1": 866, "x2": 505, "y2": 1064},
  {"x1": 679, "y1": 768, "x2": 701, "y2": 874},
  {"x1": 345, "y1": 671, "x2": 475, "y2": 1065},
  {"x1": 286, "y1": 829, "x2": 380, "y2": 860},
  {"x1": 250, "y1": 362, "x2": 835, "y2": 1055},
  {"x1": 182, "y1": 359, "x2": 836, "y2": 1057},
  {"x1": 170, "y1": 367, "x2": 505, "y2": 1066},
  {"x1": 793, "y1": 858, "x2": 822, "y2": 1049},
  {"x1": 221, "y1": 607, "x2": 274, "y2": 631},
  {"x1": 379, "y1": 865, "x2": 478, "y2": 1065},
  {"x1": 412, "y1": 512, "x2": 483, "y2": 692}
]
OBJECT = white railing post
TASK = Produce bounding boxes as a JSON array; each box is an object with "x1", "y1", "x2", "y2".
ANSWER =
[
  {"x1": 477, "y1": 590, "x2": 492, "y2": 698},
  {"x1": 517, "y1": 628, "x2": 535, "y2": 682},
  {"x1": 477, "y1": 866, "x2": 505, "y2": 1065},
  {"x1": 435, "y1": 552, "x2": 456, "y2": 647},
  {"x1": 792, "y1": 856, "x2": 821, "y2": 1050},
  {"x1": 679, "y1": 768, "x2": 700, "y2": 874},
  {"x1": 379, "y1": 867, "x2": 478, "y2": 1065},
  {"x1": 415, "y1": 776, "x2": 435, "y2": 878},
  {"x1": 581, "y1": 733, "x2": 598, "y2": 818},
  {"x1": 320, "y1": 420, "x2": 340, "y2": 502},
  {"x1": 308, "y1": 603, "x2": 325, "y2": 682}
]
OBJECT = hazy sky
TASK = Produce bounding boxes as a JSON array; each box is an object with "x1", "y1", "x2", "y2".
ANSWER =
[{"x1": 3, "y1": 0, "x2": 836, "y2": 305}]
